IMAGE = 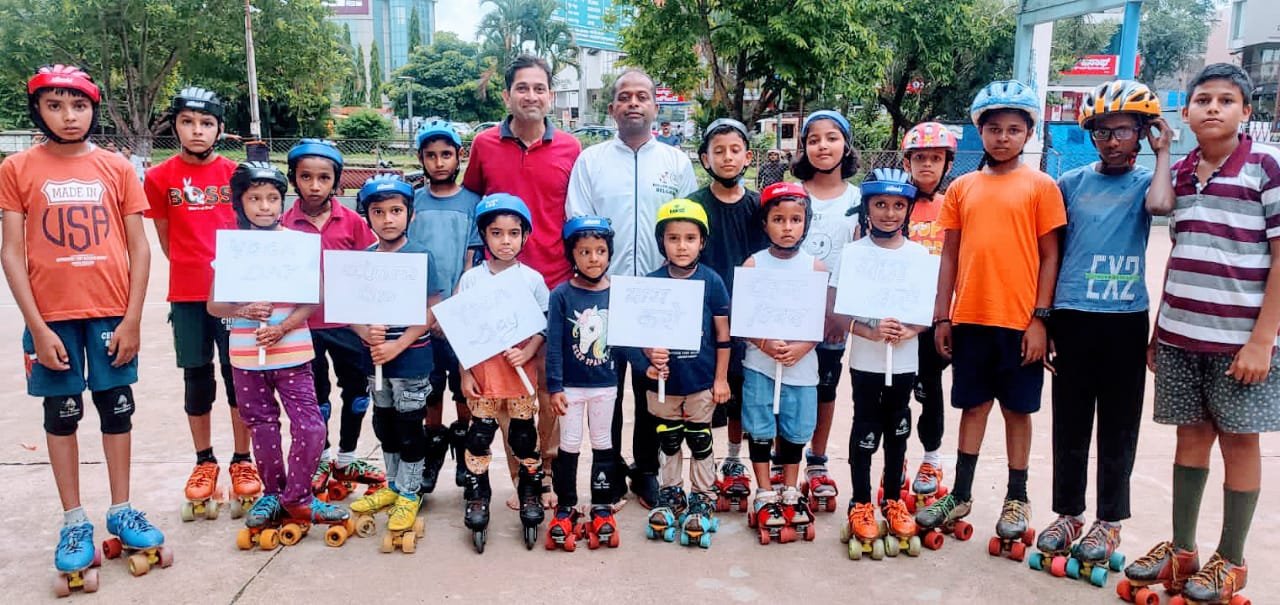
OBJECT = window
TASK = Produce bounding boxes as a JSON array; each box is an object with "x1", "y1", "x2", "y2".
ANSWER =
[{"x1": 1230, "y1": 1, "x2": 1245, "y2": 43}]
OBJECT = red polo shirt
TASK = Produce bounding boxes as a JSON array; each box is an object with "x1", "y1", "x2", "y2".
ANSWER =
[
  {"x1": 463, "y1": 117, "x2": 581, "y2": 288},
  {"x1": 282, "y1": 200, "x2": 376, "y2": 329}
]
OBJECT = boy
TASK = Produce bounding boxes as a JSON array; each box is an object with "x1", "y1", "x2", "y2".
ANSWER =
[
  {"x1": 144, "y1": 85, "x2": 262, "y2": 515},
  {"x1": 915, "y1": 81, "x2": 1066, "y2": 556},
  {"x1": 1123, "y1": 63, "x2": 1279, "y2": 604},
  {"x1": 1, "y1": 65, "x2": 165, "y2": 587},
  {"x1": 407, "y1": 119, "x2": 483, "y2": 493},
  {"x1": 638, "y1": 200, "x2": 732, "y2": 547}
]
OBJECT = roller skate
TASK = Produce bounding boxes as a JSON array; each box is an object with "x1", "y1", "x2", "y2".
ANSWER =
[
  {"x1": 645, "y1": 486, "x2": 686, "y2": 542},
  {"x1": 801, "y1": 453, "x2": 839, "y2": 513},
  {"x1": 876, "y1": 459, "x2": 911, "y2": 510},
  {"x1": 462, "y1": 472, "x2": 491, "y2": 554},
  {"x1": 279, "y1": 498, "x2": 355, "y2": 547},
  {"x1": 915, "y1": 493, "x2": 974, "y2": 550},
  {"x1": 331, "y1": 458, "x2": 386, "y2": 498},
  {"x1": 629, "y1": 467, "x2": 660, "y2": 510},
  {"x1": 881, "y1": 499, "x2": 921, "y2": 557},
  {"x1": 1173, "y1": 553, "x2": 1249, "y2": 605},
  {"x1": 545, "y1": 506, "x2": 580, "y2": 551},
  {"x1": 517, "y1": 466, "x2": 545, "y2": 550},
  {"x1": 910, "y1": 461, "x2": 948, "y2": 511},
  {"x1": 1028, "y1": 514, "x2": 1084, "y2": 578},
  {"x1": 679, "y1": 493, "x2": 719, "y2": 548},
  {"x1": 311, "y1": 459, "x2": 351, "y2": 502},
  {"x1": 227, "y1": 460, "x2": 262, "y2": 520},
  {"x1": 714, "y1": 458, "x2": 751, "y2": 513},
  {"x1": 236, "y1": 494, "x2": 284, "y2": 551},
  {"x1": 749, "y1": 490, "x2": 793, "y2": 545},
  {"x1": 180, "y1": 462, "x2": 221, "y2": 522},
  {"x1": 840, "y1": 502, "x2": 884, "y2": 560},
  {"x1": 580, "y1": 504, "x2": 621, "y2": 550},
  {"x1": 102, "y1": 508, "x2": 173, "y2": 577},
  {"x1": 781, "y1": 487, "x2": 816, "y2": 541},
  {"x1": 1062, "y1": 520, "x2": 1125, "y2": 587},
  {"x1": 1118, "y1": 541, "x2": 1200, "y2": 604},
  {"x1": 52, "y1": 522, "x2": 100, "y2": 597},
  {"x1": 380, "y1": 493, "x2": 424, "y2": 554},
  {"x1": 349, "y1": 487, "x2": 399, "y2": 538},
  {"x1": 420, "y1": 426, "x2": 450, "y2": 495},
  {"x1": 449, "y1": 419, "x2": 469, "y2": 488},
  {"x1": 988, "y1": 498, "x2": 1035, "y2": 562}
]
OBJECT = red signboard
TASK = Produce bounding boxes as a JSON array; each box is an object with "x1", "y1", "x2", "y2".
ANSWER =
[
  {"x1": 655, "y1": 86, "x2": 686, "y2": 104},
  {"x1": 1062, "y1": 54, "x2": 1142, "y2": 76}
]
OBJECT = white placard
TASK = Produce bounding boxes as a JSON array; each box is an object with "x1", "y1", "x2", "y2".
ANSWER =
[
  {"x1": 833, "y1": 244, "x2": 939, "y2": 325},
  {"x1": 433, "y1": 268, "x2": 547, "y2": 369},
  {"x1": 729, "y1": 267, "x2": 827, "y2": 341},
  {"x1": 322, "y1": 250, "x2": 429, "y2": 326},
  {"x1": 606, "y1": 276, "x2": 705, "y2": 351},
  {"x1": 213, "y1": 230, "x2": 321, "y2": 303}
]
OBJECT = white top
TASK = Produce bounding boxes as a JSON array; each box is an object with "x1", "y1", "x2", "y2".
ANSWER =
[
  {"x1": 565, "y1": 136, "x2": 699, "y2": 278},
  {"x1": 802, "y1": 182, "x2": 861, "y2": 285},
  {"x1": 742, "y1": 249, "x2": 820, "y2": 386},
  {"x1": 845, "y1": 236, "x2": 928, "y2": 374},
  {"x1": 457, "y1": 261, "x2": 551, "y2": 313}
]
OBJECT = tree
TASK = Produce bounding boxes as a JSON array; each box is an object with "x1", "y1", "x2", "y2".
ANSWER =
[
  {"x1": 338, "y1": 23, "x2": 368, "y2": 107},
  {"x1": 368, "y1": 39, "x2": 385, "y2": 102},
  {"x1": 336, "y1": 108, "x2": 392, "y2": 139},
  {"x1": 1050, "y1": 15, "x2": 1119, "y2": 75},
  {"x1": 477, "y1": 0, "x2": 579, "y2": 91},
  {"x1": 384, "y1": 33, "x2": 506, "y2": 123},
  {"x1": 408, "y1": 5, "x2": 423, "y2": 55},
  {"x1": 1138, "y1": 0, "x2": 1217, "y2": 84}
]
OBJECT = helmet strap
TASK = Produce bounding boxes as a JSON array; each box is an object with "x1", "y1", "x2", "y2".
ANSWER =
[
  {"x1": 869, "y1": 225, "x2": 901, "y2": 239},
  {"x1": 574, "y1": 267, "x2": 607, "y2": 284},
  {"x1": 182, "y1": 145, "x2": 215, "y2": 161}
]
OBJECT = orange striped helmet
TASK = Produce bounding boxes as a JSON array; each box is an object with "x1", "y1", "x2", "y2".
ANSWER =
[{"x1": 1078, "y1": 80, "x2": 1161, "y2": 129}]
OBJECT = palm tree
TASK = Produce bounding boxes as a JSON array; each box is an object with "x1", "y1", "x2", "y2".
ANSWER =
[{"x1": 476, "y1": 0, "x2": 579, "y2": 95}]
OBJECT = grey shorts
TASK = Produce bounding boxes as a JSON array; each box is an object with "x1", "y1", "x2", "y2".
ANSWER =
[
  {"x1": 368, "y1": 376, "x2": 431, "y2": 413},
  {"x1": 1154, "y1": 344, "x2": 1280, "y2": 434}
]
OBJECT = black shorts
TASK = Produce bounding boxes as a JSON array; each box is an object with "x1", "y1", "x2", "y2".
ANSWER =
[
  {"x1": 817, "y1": 346, "x2": 845, "y2": 403},
  {"x1": 950, "y1": 324, "x2": 1044, "y2": 414}
]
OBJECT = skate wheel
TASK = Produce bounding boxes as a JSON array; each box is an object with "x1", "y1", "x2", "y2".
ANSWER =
[
  {"x1": 923, "y1": 531, "x2": 944, "y2": 550},
  {"x1": 609, "y1": 531, "x2": 620, "y2": 548},
  {"x1": 953, "y1": 521, "x2": 973, "y2": 541},
  {"x1": 804, "y1": 523, "x2": 815, "y2": 541},
  {"x1": 780, "y1": 526, "x2": 797, "y2": 544},
  {"x1": 1228, "y1": 595, "x2": 1251, "y2": 605},
  {"x1": 82, "y1": 567, "x2": 99, "y2": 593},
  {"x1": 699, "y1": 533, "x2": 711, "y2": 548},
  {"x1": 1064, "y1": 557, "x2": 1080, "y2": 579},
  {"x1": 839, "y1": 523, "x2": 850, "y2": 543},
  {"x1": 205, "y1": 501, "x2": 220, "y2": 521},
  {"x1": 747, "y1": 511, "x2": 757, "y2": 528},
  {"x1": 715, "y1": 498, "x2": 729, "y2": 513},
  {"x1": 870, "y1": 538, "x2": 885, "y2": 560},
  {"x1": 737, "y1": 499, "x2": 748, "y2": 513},
  {"x1": 884, "y1": 536, "x2": 900, "y2": 557},
  {"x1": 758, "y1": 528, "x2": 770, "y2": 546},
  {"x1": 279, "y1": 524, "x2": 303, "y2": 546},
  {"x1": 524, "y1": 526, "x2": 538, "y2": 550},
  {"x1": 157, "y1": 546, "x2": 174, "y2": 568},
  {"x1": 544, "y1": 532, "x2": 556, "y2": 551},
  {"x1": 1028, "y1": 552, "x2": 1044, "y2": 571},
  {"x1": 645, "y1": 526, "x2": 656, "y2": 540},
  {"x1": 1090, "y1": 565, "x2": 1108, "y2": 588},
  {"x1": 402, "y1": 531, "x2": 416, "y2": 554},
  {"x1": 1109, "y1": 551, "x2": 1127, "y2": 572},
  {"x1": 564, "y1": 534, "x2": 577, "y2": 552},
  {"x1": 848, "y1": 540, "x2": 861, "y2": 560},
  {"x1": 325, "y1": 525, "x2": 348, "y2": 547},
  {"x1": 679, "y1": 532, "x2": 689, "y2": 547},
  {"x1": 589, "y1": 531, "x2": 601, "y2": 550},
  {"x1": 1009, "y1": 541, "x2": 1027, "y2": 562},
  {"x1": 1021, "y1": 527, "x2": 1035, "y2": 545},
  {"x1": 260, "y1": 529, "x2": 279, "y2": 550},
  {"x1": 1134, "y1": 587, "x2": 1157, "y2": 605},
  {"x1": 877, "y1": 520, "x2": 888, "y2": 536},
  {"x1": 127, "y1": 553, "x2": 150, "y2": 577},
  {"x1": 230, "y1": 500, "x2": 243, "y2": 520},
  {"x1": 413, "y1": 518, "x2": 425, "y2": 538},
  {"x1": 987, "y1": 536, "x2": 1002, "y2": 556},
  {"x1": 905, "y1": 498, "x2": 916, "y2": 515},
  {"x1": 180, "y1": 501, "x2": 195, "y2": 523},
  {"x1": 102, "y1": 538, "x2": 122, "y2": 559},
  {"x1": 662, "y1": 527, "x2": 676, "y2": 543},
  {"x1": 1116, "y1": 580, "x2": 1133, "y2": 602},
  {"x1": 824, "y1": 498, "x2": 836, "y2": 513},
  {"x1": 236, "y1": 528, "x2": 253, "y2": 551},
  {"x1": 907, "y1": 535, "x2": 921, "y2": 557},
  {"x1": 473, "y1": 530, "x2": 486, "y2": 554},
  {"x1": 356, "y1": 515, "x2": 378, "y2": 538},
  {"x1": 53, "y1": 573, "x2": 71, "y2": 598},
  {"x1": 92, "y1": 547, "x2": 102, "y2": 568},
  {"x1": 381, "y1": 531, "x2": 395, "y2": 554}
]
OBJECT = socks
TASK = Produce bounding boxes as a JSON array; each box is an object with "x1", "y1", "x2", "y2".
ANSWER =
[
  {"x1": 1172, "y1": 464, "x2": 1209, "y2": 552},
  {"x1": 1006, "y1": 467, "x2": 1029, "y2": 502},
  {"x1": 63, "y1": 507, "x2": 89, "y2": 526},
  {"x1": 106, "y1": 502, "x2": 129, "y2": 517},
  {"x1": 726, "y1": 442, "x2": 741, "y2": 460},
  {"x1": 336, "y1": 450, "x2": 357, "y2": 469},
  {"x1": 952, "y1": 451, "x2": 979, "y2": 503},
  {"x1": 1216, "y1": 488, "x2": 1259, "y2": 565},
  {"x1": 320, "y1": 447, "x2": 333, "y2": 463},
  {"x1": 196, "y1": 447, "x2": 216, "y2": 465},
  {"x1": 230, "y1": 451, "x2": 252, "y2": 465},
  {"x1": 922, "y1": 449, "x2": 941, "y2": 467}
]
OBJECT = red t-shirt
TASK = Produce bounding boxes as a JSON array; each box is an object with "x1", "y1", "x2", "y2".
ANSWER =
[
  {"x1": 463, "y1": 118, "x2": 581, "y2": 288},
  {"x1": 143, "y1": 155, "x2": 237, "y2": 302},
  {"x1": 282, "y1": 200, "x2": 376, "y2": 329}
]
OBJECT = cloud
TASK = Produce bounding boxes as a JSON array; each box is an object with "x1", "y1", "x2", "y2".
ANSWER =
[{"x1": 435, "y1": 0, "x2": 489, "y2": 42}]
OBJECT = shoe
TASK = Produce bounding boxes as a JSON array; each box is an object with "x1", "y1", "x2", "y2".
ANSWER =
[
  {"x1": 1124, "y1": 540, "x2": 1200, "y2": 590},
  {"x1": 106, "y1": 508, "x2": 165, "y2": 549},
  {"x1": 1181, "y1": 552, "x2": 1247, "y2": 603},
  {"x1": 286, "y1": 498, "x2": 350, "y2": 524},
  {"x1": 244, "y1": 495, "x2": 283, "y2": 529},
  {"x1": 915, "y1": 493, "x2": 972, "y2": 529},
  {"x1": 630, "y1": 468, "x2": 660, "y2": 509},
  {"x1": 781, "y1": 487, "x2": 809, "y2": 526},
  {"x1": 183, "y1": 462, "x2": 220, "y2": 501},
  {"x1": 54, "y1": 522, "x2": 96, "y2": 573},
  {"x1": 349, "y1": 487, "x2": 399, "y2": 514},
  {"x1": 804, "y1": 456, "x2": 838, "y2": 499},
  {"x1": 911, "y1": 462, "x2": 944, "y2": 496},
  {"x1": 1037, "y1": 514, "x2": 1084, "y2": 553},
  {"x1": 881, "y1": 499, "x2": 917, "y2": 538},
  {"x1": 386, "y1": 494, "x2": 422, "y2": 532},
  {"x1": 311, "y1": 459, "x2": 332, "y2": 495},
  {"x1": 331, "y1": 458, "x2": 386, "y2": 485},
  {"x1": 847, "y1": 502, "x2": 880, "y2": 543},
  {"x1": 229, "y1": 460, "x2": 262, "y2": 497},
  {"x1": 1074, "y1": 519, "x2": 1120, "y2": 562},
  {"x1": 753, "y1": 490, "x2": 786, "y2": 528},
  {"x1": 547, "y1": 506, "x2": 579, "y2": 546},
  {"x1": 995, "y1": 499, "x2": 1031, "y2": 540}
]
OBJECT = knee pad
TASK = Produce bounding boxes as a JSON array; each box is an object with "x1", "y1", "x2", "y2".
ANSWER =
[
  {"x1": 684, "y1": 422, "x2": 713, "y2": 460},
  {"x1": 372, "y1": 406, "x2": 397, "y2": 453},
  {"x1": 466, "y1": 417, "x2": 499, "y2": 457},
  {"x1": 748, "y1": 436, "x2": 774, "y2": 464},
  {"x1": 424, "y1": 425, "x2": 450, "y2": 459},
  {"x1": 218, "y1": 363, "x2": 237, "y2": 408},
  {"x1": 851, "y1": 418, "x2": 883, "y2": 453},
  {"x1": 396, "y1": 410, "x2": 427, "y2": 460},
  {"x1": 656, "y1": 422, "x2": 685, "y2": 456},
  {"x1": 182, "y1": 364, "x2": 216, "y2": 416},
  {"x1": 91, "y1": 386, "x2": 134, "y2": 435},
  {"x1": 817, "y1": 382, "x2": 838, "y2": 404},
  {"x1": 43, "y1": 395, "x2": 85, "y2": 436},
  {"x1": 776, "y1": 439, "x2": 804, "y2": 465},
  {"x1": 507, "y1": 417, "x2": 538, "y2": 460},
  {"x1": 590, "y1": 451, "x2": 616, "y2": 504}
]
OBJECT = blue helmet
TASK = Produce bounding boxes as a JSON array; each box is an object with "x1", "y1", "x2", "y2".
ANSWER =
[
  {"x1": 475, "y1": 193, "x2": 533, "y2": 235},
  {"x1": 415, "y1": 118, "x2": 462, "y2": 151},
  {"x1": 356, "y1": 173, "x2": 415, "y2": 217},
  {"x1": 286, "y1": 138, "x2": 344, "y2": 187},
  {"x1": 801, "y1": 110, "x2": 851, "y2": 141},
  {"x1": 562, "y1": 215, "x2": 614, "y2": 271},
  {"x1": 858, "y1": 168, "x2": 919, "y2": 238},
  {"x1": 970, "y1": 80, "x2": 1041, "y2": 127}
]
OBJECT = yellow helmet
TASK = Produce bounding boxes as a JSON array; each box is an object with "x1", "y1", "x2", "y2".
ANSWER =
[
  {"x1": 654, "y1": 198, "x2": 709, "y2": 242},
  {"x1": 1078, "y1": 80, "x2": 1161, "y2": 129}
]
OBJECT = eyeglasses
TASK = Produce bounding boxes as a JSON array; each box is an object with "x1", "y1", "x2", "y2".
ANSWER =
[{"x1": 1090, "y1": 127, "x2": 1140, "y2": 141}]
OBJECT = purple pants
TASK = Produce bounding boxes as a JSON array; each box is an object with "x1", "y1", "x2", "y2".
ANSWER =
[{"x1": 233, "y1": 365, "x2": 324, "y2": 507}]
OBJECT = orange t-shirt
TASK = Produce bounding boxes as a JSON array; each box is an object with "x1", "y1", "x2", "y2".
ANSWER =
[
  {"x1": 937, "y1": 163, "x2": 1066, "y2": 330},
  {"x1": 0, "y1": 145, "x2": 148, "y2": 322},
  {"x1": 908, "y1": 192, "x2": 945, "y2": 256}
]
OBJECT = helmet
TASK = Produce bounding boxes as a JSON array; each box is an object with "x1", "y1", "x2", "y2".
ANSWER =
[
  {"x1": 901, "y1": 122, "x2": 958, "y2": 153},
  {"x1": 356, "y1": 173, "x2": 415, "y2": 217},
  {"x1": 859, "y1": 168, "x2": 918, "y2": 238},
  {"x1": 415, "y1": 118, "x2": 462, "y2": 150},
  {"x1": 969, "y1": 80, "x2": 1041, "y2": 127},
  {"x1": 758, "y1": 181, "x2": 812, "y2": 250},
  {"x1": 654, "y1": 199, "x2": 709, "y2": 264},
  {"x1": 286, "y1": 139, "x2": 344, "y2": 189},
  {"x1": 698, "y1": 118, "x2": 751, "y2": 186},
  {"x1": 562, "y1": 215, "x2": 615, "y2": 272},
  {"x1": 171, "y1": 87, "x2": 224, "y2": 122},
  {"x1": 229, "y1": 161, "x2": 288, "y2": 230},
  {"x1": 801, "y1": 110, "x2": 851, "y2": 141},
  {"x1": 1078, "y1": 80, "x2": 1161, "y2": 129},
  {"x1": 475, "y1": 193, "x2": 533, "y2": 234},
  {"x1": 27, "y1": 65, "x2": 100, "y2": 144}
]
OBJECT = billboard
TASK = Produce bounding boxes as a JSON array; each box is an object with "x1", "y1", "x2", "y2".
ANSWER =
[
  {"x1": 555, "y1": 0, "x2": 627, "y2": 51},
  {"x1": 323, "y1": 0, "x2": 370, "y2": 16},
  {"x1": 1061, "y1": 54, "x2": 1142, "y2": 77}
]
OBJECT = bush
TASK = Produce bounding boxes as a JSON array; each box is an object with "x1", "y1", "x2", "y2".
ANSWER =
[{"x1": 336, "y1": 109, "x2": 392, "y2": 140}]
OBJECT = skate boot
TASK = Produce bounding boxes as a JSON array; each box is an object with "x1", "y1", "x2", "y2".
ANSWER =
[
  {"x1": 646, "y1": 486, "x2": 686, "y2": 542},
  {"x1": 381, "y1": 493, "x2": 424, "y2": 554},
  {"x1": 881, "y1": 499, "x2": 921, "y2": 557},
  {"x1": 545, "y1": 506, "x2": 580, "y2": 552},
  {"x1": 915, "y1": 493, "x2": 975, "y2": 550},
  {"x1": 517, "y1": 466, "x2": 545, "y2": 550},
  {"x1": 842, "y1": 502, "x2": 884, "y2": 560},
  {"x1": 911, "y1": 461, "x2": 948, "y2": 510},
  {"x1": 803, "y1": 453, "x2": 839, "y2": 513},
  {"x1": 1177, "y1": 552, "x2": 1248, "y2": 605},
  {"x1": 181, "y1": 462, "x2": 220, "y2": 521},
  {"x1": 310, "y1": 458, "x2": 333, "y2": 498},
  {"x1": 1119, "y1": 541, "x2": 1201, "y2": 603},
  {"x1": 280, "y1": 498, "x2": 354, "y2": 548},
  {"x1": 629, "y1": 466, "x2": 660, "y2": 510},
  {"x1": 714, "y1": 458, "x2": 751, "y2": 513},
  {"x1": 679, "y1": 493, "x2": 719, "y2": 548},
  {"x1": 448, "y1": 419, "x2": 470, "y2": 488},
  {"x1": 420, "y1": 426, "x2": 450, "y2": 495},
  {"x1": 1029, "y1": 514, "x2": 1084, "y2": 576},
  {"x1": 781, "y1": 487, "x2": 815, "y2": 541},
  {"x1": 228, "y1": 460, "x2": 262, "y2": 519},
  {"x1": 462, "y1": 472, "x2": 491, "y2": 554},
  {"x1": 1066, "y1": 520, "x2": 1125, "y2": 587},
  {"x1": 52, "y1": 522, "x2": 100, "y2": 597},
  {"x1": 331, "y1": 458, "x2": 386, "y2": 498},
  {"x1": 103, "y1": 508, "x2": 173, "y2": 577},
  {"x1": 349, "y1": 487, "x2": 399, "y2": 538},
  {"x1": 750, "y1": 490, "x2": 791, "y2": 545},
  {"x1": 989, "y1": 498, "x2": 1034, "y2": 562},
  {"x1": 237, "y1": 494, "x2": 284, "y2": 551},
  {"x1": 582, "y1": 504, "x2": 621, "y2": 550}
]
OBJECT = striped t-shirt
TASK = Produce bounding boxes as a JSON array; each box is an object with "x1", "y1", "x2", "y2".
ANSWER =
[
  {"x1": 1156, "y1": 135, "x2": 1280, "y2": 353},
  {"x1": 229, "y1": 304, "x2": 315, "y2": 370}
]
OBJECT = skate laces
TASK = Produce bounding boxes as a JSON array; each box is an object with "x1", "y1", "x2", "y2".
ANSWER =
[
  {"x1": 883, "y1": 499, "x2": 910, "y2": 523},
  {"x1": 1080, "y1": 521, "x2": 1116, "y2": 552},
  {"x1": 999, "y1": 499, "x2": 1028, "y2": 525},
  {"x1": 849, "y1": 502, "x2": 876, "y2": 527},
  {"x1": 230, "y1": 462, "x2": 258, "y2": 483},
  {"x1": 186, "y1": 463, "x2": 217, "y2": 489},
  {"x1": 916, "y1": 462, "x2": 940, "y2": 480},
  {"x1": 115, "y1": 508, "x2": 154, "y2": 533},
  {"x1": 249, "y1": 495, "x2": 280, "y2": 517},
  {"x1": 1134, "y1": 541, "x2": 1175, "y2": 567},
  {"x1": 338, "y1": 458, "x2": 379, "y2": 478},
  {"x1": 1189, "y1": 555, "x2": 1229, "y2": 590},
  {"x1": 1045, "y1": 515, "x2": 1081, "y2": 543},
  {"x1": 62, "y1": 524, "x2": 92, "y2": 551},
  {"x1": 309, "y1": 498, "x2": 344, "y2": 520}
]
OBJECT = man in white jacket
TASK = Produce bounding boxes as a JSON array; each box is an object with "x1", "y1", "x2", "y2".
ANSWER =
[{"x1": 566, "y1": 67, "x2": 698, "y2": 507}]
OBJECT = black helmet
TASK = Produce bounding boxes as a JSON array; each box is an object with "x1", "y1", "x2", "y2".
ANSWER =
[
  {"x1": 230, "y1": 161, "x2": 287, "y2": 230},
  {"x1": 171, "y1": 87, "x2": 224, "y2": 122},
  {"x1": 698, "y1": 118, "x2": 751, "y2": 188}
]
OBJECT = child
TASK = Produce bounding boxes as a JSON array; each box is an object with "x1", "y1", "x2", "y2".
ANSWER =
[
  {"x1": 793, "y1": 110, "x2": 860, "y2": 502},
  {"x1": 545, "y1": 216, "x2": 620, "y2": 549},
  {"x1": 837, "y1": 168, "x2": 925, "y2": 557},
  {"x1": 899, "y1": 122, "x2": 958, "y2": 500},
  {"x1": 1125, "y1": 63, "x2": 1279, "y2": 604},
  {"x1": 687, "y1": 118, "x2": 765, "y2": 497},
  {"x1": 207, "y1": 162, "x2": 348, "y2": 541},
  {"x1": 455, "y1": 193, "x2": 549, "y2": 552},
  {"x1": 1034, "y1": 80, "x2": 1170, "y2": 571},
  {"x1": 406, "y1": 119, "x2": 483, "y2": 493},
  {"x1": 346, "y1": 174, "x2": 441, "y2": 539},
  {"x1": 915, "y1": 81, "x2": 1066, "y2": 554},
  {"x1": 637, "y1": 200, "x2": 732, "y2": 546},
  {"x1": 280, "y1": 139, "x2": 385, "y2": 495},
  {"x1": 144, "y1": 86, "x2": 261, "y2": 515},
  {"x1": 741, "y1": 182, "x2": 824, "y2": 534},
  {"x1": 0, "y1": 65, "x2": 164, "y2": 587}
]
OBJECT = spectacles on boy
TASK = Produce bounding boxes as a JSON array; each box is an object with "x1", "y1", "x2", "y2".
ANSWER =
[{"x1": 1090, "y1": 126, "x2": 1140, "y2": 142}]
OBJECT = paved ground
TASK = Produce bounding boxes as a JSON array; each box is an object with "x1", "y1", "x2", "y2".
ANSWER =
[{"x1": 1, "y1": 224, "x2": 1277, "y2": 604}]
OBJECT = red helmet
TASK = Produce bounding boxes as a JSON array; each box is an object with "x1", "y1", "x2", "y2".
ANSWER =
[
  {"x1": 28, "y1": 65, "x2": 100, "y2": 103},
  {"x1": 760, "y1": 181, "x2": 808, "y2": 206},
  {"x1": 901, "y1": 122, "x2": 957, "y2": 153}
]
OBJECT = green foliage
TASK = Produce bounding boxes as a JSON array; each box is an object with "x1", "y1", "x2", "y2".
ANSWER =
[
  {"x1": 1050, "y1": 16, "x2": 1119, "y2": 75},
  {"x1": 335, "y1": 108, "x2": 392, "y2": 139},
  {"x1": 384, "y1": 33, "x2": 506, "y2": 123},
  {"x1": 369, "y1": 39, "x2": 385, "y2": 101},
  {"x1": 588, "y1": 73, "x2": 618, "y2": 124},
  {"x1": 338, "y1": 24, "x2": 368, "y2": 107},
  {"x1": 408, "y1": 6, "x2": 423, "y2": 55},
  {"x1": 1139, "y1": 0, "x2": 1218, "y2": 84},
  {"x1": 477, "y1": 0, "x2": 580, "y2": 89}
]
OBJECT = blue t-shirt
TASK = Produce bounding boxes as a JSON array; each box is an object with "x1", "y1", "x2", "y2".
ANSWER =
[
  {"x1": 631, "y1": 264, "x2": 731, "y2": 396},
  {"x1": 1054, "y1": 163, "x2": 1153, "y2": 313},
  {"x1": 407, "y1": 186, "x2": 483, "y2": 299},
  {"x1": 362, "y1": 241, "x2": 444, "y2": 379},
  {"x1": 546, "y1": 283, "x2": 615, "y2": 392}
]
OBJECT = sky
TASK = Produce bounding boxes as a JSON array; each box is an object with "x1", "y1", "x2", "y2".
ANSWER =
[{"x1": 435, "y1": 1, "x2": 487, "y2": 42}]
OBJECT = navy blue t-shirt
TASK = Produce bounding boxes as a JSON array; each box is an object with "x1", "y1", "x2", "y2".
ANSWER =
[
  {"x1": 631, "y1": 264, "x2": 731, "y2": 396},
  {"x1": 362, "y1": 241, "x2": 443, "y2": 379},
  {"x1": 546, "y1": 283, "x2": 615, "y2": 392}
]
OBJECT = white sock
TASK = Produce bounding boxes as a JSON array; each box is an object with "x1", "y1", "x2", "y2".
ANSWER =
[
  {"x1": 726, "y1": 442, "x2": 741, "y2": 459},
  {"x1": 922, "y1": 450, "x2": 941, "y2": 467},
  {"x1": 336, "y1": 450, "x2": 357, "y2": 468},
  {"x1": 106, "y1": 502, "x2": 129, "y2": 517},
  {"x1": 320, "y1": 448, "x2": 333, "y2": 463},
  {"x1": 63, "y1": 507, "x2": 89, "y2": 526}
]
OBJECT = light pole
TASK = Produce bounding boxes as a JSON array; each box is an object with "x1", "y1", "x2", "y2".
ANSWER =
[
  {"x1": 397, "y1": 76, "x2": 415, "y2": 133},
  {"x1": 244, "y1": 0, "x2": 261, "y2": 138}
]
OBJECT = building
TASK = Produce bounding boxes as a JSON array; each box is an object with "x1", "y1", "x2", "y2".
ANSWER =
[
  {"x1": 1229, "y1": 0, "x2": 1280, "y2": 123},
  {"x1": 551, "y1": 0, "x2": 628, "y2": 127},
  {"x1": 325, "y1": 0, "x2": 436, "y2": 88}
]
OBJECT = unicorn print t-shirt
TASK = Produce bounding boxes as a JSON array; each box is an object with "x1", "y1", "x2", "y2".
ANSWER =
[{"x1": 546, "y1": 283, "x2": 615, "y2": 392}]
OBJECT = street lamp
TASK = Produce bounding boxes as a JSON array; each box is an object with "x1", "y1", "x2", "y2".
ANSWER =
[{"x1": 397, "y1": 76, "x2": 416, "y2": 132}]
